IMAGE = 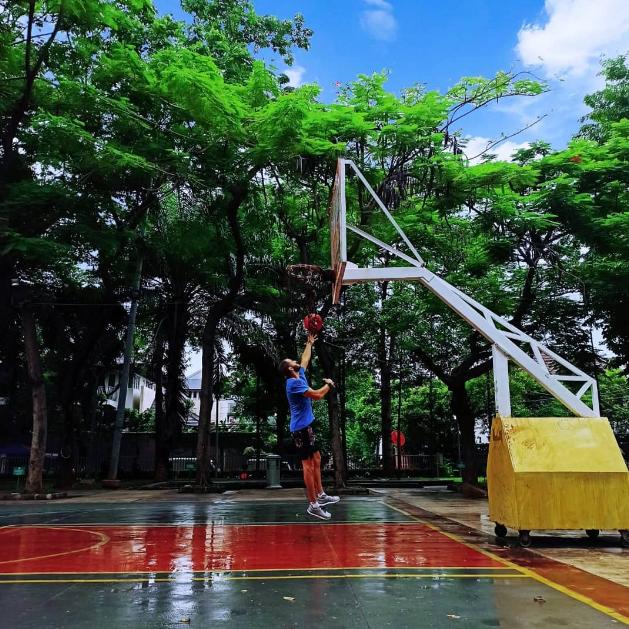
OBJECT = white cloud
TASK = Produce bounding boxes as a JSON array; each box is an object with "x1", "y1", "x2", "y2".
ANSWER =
[
  {"x1": 481, "y1": 0, "x2": 629, "y2": 150},
  {"x1": 516, "y1": 0, "x2": 629, "y2": 78},
  {"x1": 360, "y1": 0, "x2": 397, "y2": 42},
  {"x1": 283, "y1": 65, "x2": 306, "y2": 87},
  {"x1": 464, "y1": 136, "x2": 531, "y2": 164}
]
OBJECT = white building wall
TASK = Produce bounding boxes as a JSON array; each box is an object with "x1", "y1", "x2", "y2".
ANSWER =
[
  {"x1": 186, "y1": 392, "x2": 236, "y2": 427},
  {"x1": 101, "y1": 372, "x2": 156, "y2": 414}
]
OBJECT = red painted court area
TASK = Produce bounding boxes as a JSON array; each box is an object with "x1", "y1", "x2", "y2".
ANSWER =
[
  {"x1": 1, "y1": 500, "x2": 627, "y2": 628},
  {"x1": 0, "y1": 522, "x2": 504, "y2": 574}
]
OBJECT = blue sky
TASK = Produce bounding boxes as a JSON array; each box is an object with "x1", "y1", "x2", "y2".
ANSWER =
[{"x1": 155, "y1": 0, "x2": 629, "y2": 162}]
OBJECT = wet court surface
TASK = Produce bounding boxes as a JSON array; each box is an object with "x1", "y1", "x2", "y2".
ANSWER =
[{"x1": 0, "y1": 497, "x2": 626, "y2": 628}]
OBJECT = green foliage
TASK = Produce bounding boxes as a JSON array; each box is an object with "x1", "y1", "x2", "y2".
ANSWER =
[
  {"x1": 345, "y1": 371, "x2": 381, "y2": 459},
  {"x1": 124, "y1": 408, "x2": 155, "y2": 432},
  {"x1": 2, "y1": 3, "x2": 627, "y2": 486},
  {"x1": 548, "y1": 59, "x2": 629, "y2": 363},
  {"x1": 579, "y1": 55, "x2": 629, "y2": 142},
  {"x1": 599, "y1": 369, "x2": 629, "y2": 437},
  {"x1": 181, "y1": 0, "x2": 312, "y2": 73}
]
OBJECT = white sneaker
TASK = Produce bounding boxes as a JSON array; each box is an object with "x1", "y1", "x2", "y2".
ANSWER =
[
  {"x1": 318, "y1": 493, "x2": 340, "y2": 506},
  {"x1": 307, "y1": 503, "x2": 331, "y2": 520}
]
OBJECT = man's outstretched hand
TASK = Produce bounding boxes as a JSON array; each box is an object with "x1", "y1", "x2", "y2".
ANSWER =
[
  {"x1": 307, "y1": 333, "x2": 318, "y2": 345},
  {"x1": 323, "y1": 378, "x2": 335, "y2": 388}
]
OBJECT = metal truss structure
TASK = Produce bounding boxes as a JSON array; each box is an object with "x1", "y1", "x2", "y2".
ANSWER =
[{"x1": 329, "y1": 158, "x2": 599, "y2": 418}]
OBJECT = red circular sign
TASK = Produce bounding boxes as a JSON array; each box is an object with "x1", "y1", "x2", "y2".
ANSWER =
[{"x1": 391, "y1": 430, "x2": 406, "y2": 447}]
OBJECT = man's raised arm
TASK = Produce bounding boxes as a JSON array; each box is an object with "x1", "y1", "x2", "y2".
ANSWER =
[{"x1": 300, "y1": 334, "x2": 317, "y2": 370}]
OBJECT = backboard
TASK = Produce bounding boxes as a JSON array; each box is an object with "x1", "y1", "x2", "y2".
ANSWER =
[{"x1": 329, "y1": 158, "x2": 347, "y2": 303}]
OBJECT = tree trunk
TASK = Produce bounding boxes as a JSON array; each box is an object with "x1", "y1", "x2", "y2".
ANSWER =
[
  {"x1": 84, "y1": 371, "x2": 102, "y2": 478},
  {"x1": 450, "y1": 382, "x2": 478, "y2": 485},
  {"x1": 56, "y1": 403, "x2": 77, "y2": 489},
  {"x1": 108, "y1": 252, "x2": 143, "y2": 481},
  {"x1": 0, "y1": 259, "x2": 19, "y2": 442},
  {"x1": 153, "y1": 323, "x2": 168, "y2": 481},
  {"x1": 316, "y1": 340, "x2": 347, "y2": 487},
  {"x1": 21, "y1": 307, "x2": 47, "y2": 494},
  {"x1": 53, "y1": 305, "x2": 123, "y2": 486},
  {"x1": 162, "y1": 299, "x2": 188, "y2": 477},
  {"x1": 195, "y1": 185, "x2": 248, "y2": 486}
]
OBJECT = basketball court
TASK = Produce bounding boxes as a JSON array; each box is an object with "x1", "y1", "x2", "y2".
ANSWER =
[
  {"x1": 2, "y1": 161, "x2": 627, "y2": 628},
  {"x1": 1, "y1": 495, "x2": 626, "y2": 628}
]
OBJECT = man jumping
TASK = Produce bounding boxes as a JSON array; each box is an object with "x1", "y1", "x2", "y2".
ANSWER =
[{"x1": 279, "y1": 334, "x2": 340, "y2": 520}]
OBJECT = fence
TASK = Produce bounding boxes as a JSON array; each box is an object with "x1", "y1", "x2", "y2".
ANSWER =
[
  {"x1": 0, "y1": 454, "x2": 59, "y2": 478},
  {"x1": 345, "y1": 453, "x2": 441, "y2": 476},
  {"x1": 169, "y1": 455, "x2": 300, "y2": 479},
  {"x1": 1, "y1": 449, "x2": 487, "y2": 481}
]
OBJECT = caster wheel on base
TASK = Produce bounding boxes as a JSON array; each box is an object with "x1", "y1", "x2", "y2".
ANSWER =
[
  {"x1": 518, "y1": 530, "x2": 532, "y2": 548},
  {"x1": 585, "y1": 529, "x2": 599, "y2": 540},
  {"x1": 620, "y1": 530, "x2": 629, "y2": 548},
  {"x1": 494, "y1": 524, "x2": 507, "y2": 538}
]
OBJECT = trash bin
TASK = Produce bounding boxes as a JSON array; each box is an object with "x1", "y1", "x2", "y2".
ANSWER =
[
  {"x1": 265, "y1": 454, "x2": 282, "y2": 489},
  {"x1": 487, "y1": 416, "x2": 629, "y2": 547}
]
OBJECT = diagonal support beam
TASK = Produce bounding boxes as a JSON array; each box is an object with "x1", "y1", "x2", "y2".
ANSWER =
[
  {"x1": 343, "y1": 265, "x2": 597, "y2": 418},
  {"x1": 347, "y1": 225, "x2": 423, "y2": 268},
  {"x1": 423, "y1": 271, "x2": 596, "y2": 417},
  {"x1": 345, "y1": 160, "x2": 425, "y2": 265}
]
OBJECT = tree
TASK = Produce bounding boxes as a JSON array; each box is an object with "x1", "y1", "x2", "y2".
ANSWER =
[
  {"x1": 598, "y1": 369, "x2": 629, "y2": 438},
  {"x1": 246, "y1": 69, "x2": 548, "y2": 483},
  {"x1": 308, "y1": 71, "x2": 549, "y2": 482},
  {"x1": 20, "y1": 302, "x2": 47, "y2": 493},
  {"x1": 0, "y1": 0, "x2": 160, "y2": 489},
  {"x1": 167, "y1": 7, "x2": 314, "y2": 487},
  {"x1": 578, "y1": 55, "x2": 629, "y2": 143},
  {"x1": 557, "y1": 56, "x2": 629, "y2": 365}
]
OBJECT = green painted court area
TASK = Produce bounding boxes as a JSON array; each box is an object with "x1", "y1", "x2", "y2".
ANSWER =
[{"x1": 0, "y1": 498, "x2": 623, "y2": 628}]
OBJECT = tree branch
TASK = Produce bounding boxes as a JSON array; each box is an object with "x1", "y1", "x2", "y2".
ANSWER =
[
  {"x1": 412, "y1": 345, "x2": 450, "y2": 384},
  {"x1": 465, "y1": 115, "x2": 548, "y2": 162}
]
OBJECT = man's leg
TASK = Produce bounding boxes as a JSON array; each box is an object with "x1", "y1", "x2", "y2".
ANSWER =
[
  {"x1": 302, "y1": 456, "x2": 317, "y2": 503},
  {"x1": 312, "y1": 451, "x2": 324, "y2": 496},
  {"x1": 313, "y1": 451, "x2": 340, "y2": 506},
  {"x1": 303, "y1": 455, "x2": 331, "y2": 520}
]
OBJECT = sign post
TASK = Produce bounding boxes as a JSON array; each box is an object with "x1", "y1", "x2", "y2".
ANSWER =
[
  {"x1": 391, "y1": 431, "x2": 406, "y2": 471},
  {"x1": 13, "y1": 466, "x2": 26, "y2": 492}
]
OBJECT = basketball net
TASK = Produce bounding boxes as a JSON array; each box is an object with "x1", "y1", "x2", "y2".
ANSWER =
[{"x1": 286, "y1": 264, "x2": 335, "y2": 326}]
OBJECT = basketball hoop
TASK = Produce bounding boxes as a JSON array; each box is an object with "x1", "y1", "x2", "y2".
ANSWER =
[
  {"x1": 286, "y1": 264, "x2": 336, "y2": 287},
  {"x1": 286, "y1": 264, "x2": 336, "y2": 326}
]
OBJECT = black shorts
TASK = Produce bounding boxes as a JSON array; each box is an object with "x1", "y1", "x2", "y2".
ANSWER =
[{"x1": 291, "y1": 425, "x2": 318, "y2": 460}]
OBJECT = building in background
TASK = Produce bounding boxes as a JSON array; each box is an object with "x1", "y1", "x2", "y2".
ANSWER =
[
  {"x1": 99, "y1": 370, "x2": 156, "y2": 414},
  {"x1": 98, "y1": 368, "x2": 237, "y2": 430},
  {"x1": 185, "y1": 370, "x2": 236, "y2": 429}
]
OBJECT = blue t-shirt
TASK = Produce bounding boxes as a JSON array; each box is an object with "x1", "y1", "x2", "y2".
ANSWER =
[{"x1": 286, "y1": 367, "x2": 314, "y2": 432}]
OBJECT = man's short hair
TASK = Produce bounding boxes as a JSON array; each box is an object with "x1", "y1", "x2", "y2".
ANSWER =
[{"x1": 279, "y1": 359, "x2": 293, "y2": 377}]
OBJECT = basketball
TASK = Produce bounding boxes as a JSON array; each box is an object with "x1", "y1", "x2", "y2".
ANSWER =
[{"x1": 303, "y1": 313, "x2": 324, "y2": 333}]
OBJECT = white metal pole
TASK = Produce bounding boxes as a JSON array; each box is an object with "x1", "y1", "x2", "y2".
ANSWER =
[{"x1": 492, "y1": 345, "x2": 511, "y2": 417}]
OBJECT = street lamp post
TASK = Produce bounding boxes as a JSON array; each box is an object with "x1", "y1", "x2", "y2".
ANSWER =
[
  {"x1": 397, "y1": 369, "x2": 402, "y2": 478},
  {"x1": 255, "y1": 373, "x2": 261, "y2": 474},
  {"x1": 215, "y1": 364, "x2": 221, "y2": 480}
]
